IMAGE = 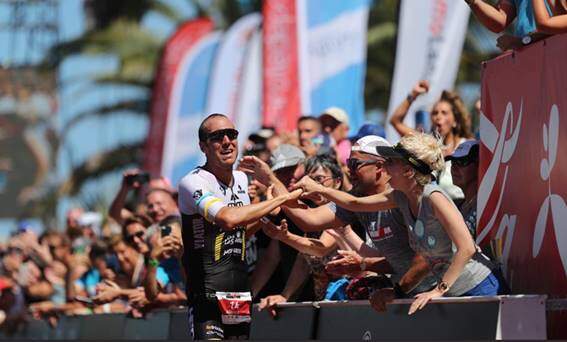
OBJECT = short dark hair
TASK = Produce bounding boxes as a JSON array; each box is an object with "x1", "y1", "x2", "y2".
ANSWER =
[
  {"x1": 297, "y1": 115, "x2": 320, "y2": 125},
  {"x1": 304, "y1": 155, "x2": 343, "y2": 180},
  {"x1": 89, "y1": 240, "x2": 109, "y2": 261},
  {"x1": 198, "y1": 113, "x2": 229, "y2": 142},
  {"x1": 122, "y1": 214, "x2": 152, "y2": 242}
]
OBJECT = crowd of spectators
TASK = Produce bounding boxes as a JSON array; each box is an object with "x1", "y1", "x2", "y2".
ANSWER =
[
  {"x1": 0, "y1": 93, "x2": 490, "y2": 334},
  {"x1": 4, "y1": 0, "x2": 567, "y2": 335}
]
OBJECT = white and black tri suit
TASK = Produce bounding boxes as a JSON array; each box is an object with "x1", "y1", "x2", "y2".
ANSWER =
[{"x1": 178, "y1": 166, "x2": 251, "y2": 339}]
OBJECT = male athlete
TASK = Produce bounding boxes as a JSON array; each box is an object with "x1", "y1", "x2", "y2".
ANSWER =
[{"x1": 178, "y1": 113, "x2": 301, "y2": 339}]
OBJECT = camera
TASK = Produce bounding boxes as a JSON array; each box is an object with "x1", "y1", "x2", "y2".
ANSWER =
[
  {"x1": 160, "y1": 225, "x2": 172, "y2": 237},
  {"x1": 125, "y1": 172, "x2": 150, "y2": 186}
]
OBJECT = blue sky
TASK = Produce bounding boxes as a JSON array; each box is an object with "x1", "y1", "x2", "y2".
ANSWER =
[{"x1": 0, "y1": 0, "x2": 196, "y2": 240}]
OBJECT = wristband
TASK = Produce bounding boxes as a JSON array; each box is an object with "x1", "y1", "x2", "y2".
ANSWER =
[
  {"x1": 393, "y1": 283, "x2": 408, "y2": 298},
  {"x1": 406, "y1": 93, "x2": 415, "y2": 103},
  {"x1": 145, "y1": 257, "x2": 159, "y2": 268}
]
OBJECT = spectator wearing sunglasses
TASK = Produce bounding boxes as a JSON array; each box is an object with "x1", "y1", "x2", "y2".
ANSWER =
[
  {"x1": 446, "y1": 141, "x2": 479, "y2": 238},
  {"x1": 294, "y1": 133, "x2": 498, "y2": 314},
  {"x1": 240, "y1": 136, "x2": 435, "y2": 312},
  {"x1": 121, "y1": 215, "x2": 186, "y2": 307},
  {"x1": 123, "y1": 215, "x2": 153, "y2": 255}
]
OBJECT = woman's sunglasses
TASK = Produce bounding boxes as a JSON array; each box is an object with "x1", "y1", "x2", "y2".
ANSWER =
[
  {"x1": 126, "y1": 231, "x2": 145, "y2": 243},
  {"x1": 206, "y1": 128, "x2": 239, "y2": 143}
]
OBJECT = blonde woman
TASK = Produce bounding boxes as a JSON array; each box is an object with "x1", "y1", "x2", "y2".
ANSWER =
[{"x1": 291, "y1": 132, "x2": 498, "y2": 314}]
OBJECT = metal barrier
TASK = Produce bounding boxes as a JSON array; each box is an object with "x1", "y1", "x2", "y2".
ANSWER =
[
  {"x1": 0, "y1": 295, "x2": 547, "y2": 340},
  {"x1": 250, "y1": 295, "x2": 547, "y2": 340}
]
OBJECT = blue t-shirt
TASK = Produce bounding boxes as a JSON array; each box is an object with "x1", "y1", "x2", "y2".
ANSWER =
[
  {"x1": 75, "y1": 268, "x2": 101, "y2": 297},
  {"x1": 511, "y1": 0, "x2": 551, "y2": 36},
  {"x1": 160, "y1": 258, "x2": 185, "y2": 292}
]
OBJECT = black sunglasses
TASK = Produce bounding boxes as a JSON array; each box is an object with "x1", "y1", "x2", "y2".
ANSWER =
[
  {"x1": 346, "y1": 158, "x2": 376, "y2": 171},
  {"x1": 126, "y1": 231, "x2": 145, "y2": 243},
  {"x1": 206, "y1": 128, "x2": 239, "y2": 142}
]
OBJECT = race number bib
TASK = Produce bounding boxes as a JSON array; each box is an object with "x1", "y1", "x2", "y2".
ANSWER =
[{"x1": 215, "y1": 292, "x2": 252, "y2": 325}]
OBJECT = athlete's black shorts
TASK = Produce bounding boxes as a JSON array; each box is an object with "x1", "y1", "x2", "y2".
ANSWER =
[{"x1": 191, "y1": 295, "x2": 250, "y2": 340}]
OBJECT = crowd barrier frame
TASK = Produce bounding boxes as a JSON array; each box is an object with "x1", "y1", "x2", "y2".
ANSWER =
[{"x1": 0, "y1": 295, "x2": 546, "y2": 340}]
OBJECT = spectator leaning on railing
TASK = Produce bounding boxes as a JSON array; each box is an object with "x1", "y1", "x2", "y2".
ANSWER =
[
  {"x1": 291, "y1": 132, "x2": 499, "y2": 314},
  {"x1": 240, "y1": 136, "x2": 436, "y2": 313}
]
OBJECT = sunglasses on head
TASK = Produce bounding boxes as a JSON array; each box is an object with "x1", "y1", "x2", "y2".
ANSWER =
[
  {"x1": 126, "y1": 231, "x2": 145, "y2": 243},
  {"x1": 346, "y1": 158, "x2": 376, "y2": 171},
  {"x1": 206, "y1": 128, "x2": 239, "y2": 143}
]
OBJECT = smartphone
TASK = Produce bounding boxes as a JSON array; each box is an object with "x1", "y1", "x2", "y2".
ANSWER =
[
  {"x1": 75, "y1": 295, "x2": 94, "y2": 306},
  {"x1": 125, "y1": 172, "x2": 150, "y2": 186},
  {"x1": 160, "y1": 225, "x2": 172, "y2": 237}
]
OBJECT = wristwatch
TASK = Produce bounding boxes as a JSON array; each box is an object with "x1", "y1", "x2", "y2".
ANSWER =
[
  {"x1": 406, "y1": 93, "x2": 415, "y2": 104},
  {"x1": 522, "y1": 35, "x2": 532, "y2": 45},
  {"x1": 436, "y1": 280, "x2": 449, "y2": 294}
]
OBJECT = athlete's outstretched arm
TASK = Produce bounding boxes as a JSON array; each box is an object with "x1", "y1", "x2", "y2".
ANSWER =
[
  {"x1": 179, "y1": 174, "x2": 303, "y2": 232},
  {"x1": 291, "y1": 176, "x2": 397, "y2": 212},
  {"x1": 214, "y1": 189, "x2": 303, "y2": 231}
]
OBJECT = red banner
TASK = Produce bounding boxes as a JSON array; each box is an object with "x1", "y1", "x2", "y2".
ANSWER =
[
  {"x1": 478, "y1": 34, "x2": 567, "y2": 338},
  {"x1": 143, "y1": 18, "x2": 214, "y2": 176},
  {"x1": 262, "y1": 0, "x2": 301, "y2": 132}
]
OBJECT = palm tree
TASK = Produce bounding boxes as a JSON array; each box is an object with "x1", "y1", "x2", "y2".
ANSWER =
[
  {"x1": 31, "y1": 0, "x2": 492, "y2": 225},
  {"x1": 30, "y1": 0, "x2": 262, "y2": 224}
]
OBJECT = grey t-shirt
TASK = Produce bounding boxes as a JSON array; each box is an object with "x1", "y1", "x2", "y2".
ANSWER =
[
  {"x1": 327, "y1": 203, "x2": 435, "y2": 293},
  {"x1": 392, "y1": 184, "x2": 491, "y2": 296}
]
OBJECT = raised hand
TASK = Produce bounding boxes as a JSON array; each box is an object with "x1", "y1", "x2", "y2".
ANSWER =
[
  {"x1": 284, "y1": 188, "x2": 304, "y2": 206},
  {"x1": 262, "y1": 219, "x2": 289, "y2": 240},
  {"x1": 290, "y1": 176, "x2": 323, "y2": 198},
  {"x1": 122, "y1": 169, "x2": 143, "y2": 189},
  {"x1": 325, "y1": 249, "x2": 365, "y2": 277},
  {"x1": 161, "y1": 235, "x2": 183, "y2": 260},
  {"x1": 411, "y1": 80, "x2": 430, "y2": 99},
  {"x1": 239, "y1": 156, "x2": 273, "y2": 186}
]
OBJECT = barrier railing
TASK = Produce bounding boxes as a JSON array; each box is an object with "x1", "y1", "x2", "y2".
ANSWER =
[{"x1": 0, "y1": 295, "x2": 546, "y2": 340}]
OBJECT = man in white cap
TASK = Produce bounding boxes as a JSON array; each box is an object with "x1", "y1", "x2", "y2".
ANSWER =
[
  {"x1": 250, "y1": 144, "x2": 306, "y2": 290},
  {"x1": 320, "y1": 107, "x2": 351, "y2": 165},
  {"x1": 240, "y1": 135, "x2": 435, "y2": 312}
]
